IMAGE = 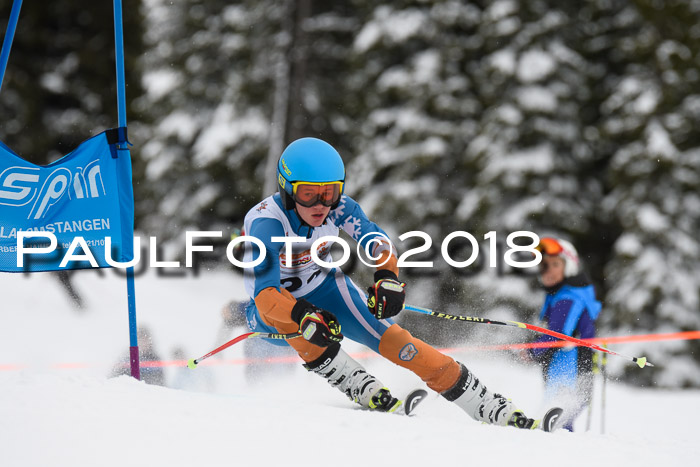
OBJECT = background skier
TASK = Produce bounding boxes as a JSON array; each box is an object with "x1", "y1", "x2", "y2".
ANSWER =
[{"x1": 527, "y1": 237, "x2": 602, "y2": 431}]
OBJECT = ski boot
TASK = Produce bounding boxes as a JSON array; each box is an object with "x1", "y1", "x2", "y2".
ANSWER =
[
  {"x1": 508, "y1": 411, "x2": 539, "y2": 430},
  {"x1": 442, "y1": 363, "x2": 527, "y2": 427},
  {"x1": 369, "y1": 388, "x2": 402, "y2": 413},
  {"x1": 304, "y1": 343, "x2": 401, "y2": 412}
]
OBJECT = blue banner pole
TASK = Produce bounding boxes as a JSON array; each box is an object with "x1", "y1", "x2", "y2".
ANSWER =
[
  {"x1": 0, "y1": 0, "x2": 23, "y2": 94},
  {"x1": 113, "y1": 0, "x2": 140, "y2": 380}
]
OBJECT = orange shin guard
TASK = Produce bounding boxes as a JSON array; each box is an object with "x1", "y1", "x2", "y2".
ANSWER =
[
  {"x1": 286, "y1": 335, "x2": 327, "y2": 363},
  {"x1": 378, "y1": 324, "x2": 461, "y2": 393},
  {"x1": 257, "y1": 290, "x2": 326, "y2": 363}
]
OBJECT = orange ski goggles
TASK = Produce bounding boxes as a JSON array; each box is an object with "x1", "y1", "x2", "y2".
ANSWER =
[
  {"x1": 536, "y1": 237, "x2": 564, "y2": 256},
  {"x1": 292, "y1": 181, "x2": 343, "y2": 208}
]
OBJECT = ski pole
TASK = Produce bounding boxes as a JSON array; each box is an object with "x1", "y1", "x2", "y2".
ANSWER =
[
  {"x1": 601, "y1": 343, "x2": 608, "y2": 434},
  {"x1": 586, "y1": 352, "x2": 599, "y2": 432},
  {"x1": 405, "y1": 304, "x2": 654, "y2": 368},
  {"x1": 187, "y1": 331, "x2": 301, "y2": 369}
]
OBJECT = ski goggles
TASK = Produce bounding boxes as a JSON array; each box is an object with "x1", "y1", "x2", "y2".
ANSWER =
[
  {"x1": 536, "y1": 237, "x2": 564, "y2": 256},
  {"x1": 291, "y1": 181, "x2": 343, "y2": 208}
]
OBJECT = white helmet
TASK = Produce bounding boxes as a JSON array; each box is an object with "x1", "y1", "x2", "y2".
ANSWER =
[{"x1": 538, "y1": 237, "x2": 580, "y2": 277}]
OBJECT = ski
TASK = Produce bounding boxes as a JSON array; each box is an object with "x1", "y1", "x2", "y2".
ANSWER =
[
  {"x1": 540, "y1": 407, "x2": 564, "y2": 432},
  {"x1": 510, "y1": 406, "x2": 564, "y2": 431},
  {"x1": 402, "y1": 388, "x2": 429, "y2": 416}
]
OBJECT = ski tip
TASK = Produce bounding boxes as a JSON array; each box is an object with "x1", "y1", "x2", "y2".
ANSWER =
[
  {"x1": 404, "y1": 389, "x2": 428, "y2": 416},
  {"x1": 187, "y1": 358, "x2": 198, "y2": 369},
  {"x1": 542, "y1": 407, "x2": 564, "y2": 433},
  {"x1": 636, "y1": 356, "x2": 653, "y2": 368}
]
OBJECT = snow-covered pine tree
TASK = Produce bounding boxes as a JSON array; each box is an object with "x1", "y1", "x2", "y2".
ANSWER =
[
  {"x1": 137, "y1": 0, "x2": 360, "y2": 251},
  {"x1": 345, "y1": 1, "x2": 601, "y2": 345},
  {"x1": 457, "y1": 1, "x2": 606, "y2": 332},
  {"x1": 595, "y1": 0, "x2": 700, "y2": 386},
  {"x1": 136, "y1": 0, "x2": 274, "y2": 247},
  {"x1": 0, "y1": 0, "x2": 144, "y2": 162},
  {"x1": 343, "y1": 0, "x2": 486, "y2": 344}
]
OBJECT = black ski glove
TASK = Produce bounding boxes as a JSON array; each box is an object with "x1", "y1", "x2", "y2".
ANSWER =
[
  {"x1": 291, "y1": 299, "x2": 343, "y2": 347},
  {"x1": 367, "y1": 270, "x2": 406, "y2": 320}
]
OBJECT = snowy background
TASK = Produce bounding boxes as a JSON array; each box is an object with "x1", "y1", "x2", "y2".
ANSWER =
[
  {"x1": 2, "y1": 1, "x2": 700, "y2": 464},
  {"x1": 3, "y1": 0, "x2": 700, "y2": 386},
  {"x1": 1, "y1": 268, "x2": 698, "y2": 467}
]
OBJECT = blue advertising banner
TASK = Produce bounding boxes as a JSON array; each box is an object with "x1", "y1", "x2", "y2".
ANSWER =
[{"x1": 0, "y1": 129, "x2": 134, "y2": 272}]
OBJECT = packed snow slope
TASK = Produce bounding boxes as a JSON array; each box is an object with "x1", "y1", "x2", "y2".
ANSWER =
[{"x1": 1, "y1": 268, "x2": 698, "y2": 467}]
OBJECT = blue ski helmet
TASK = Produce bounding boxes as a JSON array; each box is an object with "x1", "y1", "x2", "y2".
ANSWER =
[{"x1": 277, "y1": 137, "x2": 345, "y2": 209}]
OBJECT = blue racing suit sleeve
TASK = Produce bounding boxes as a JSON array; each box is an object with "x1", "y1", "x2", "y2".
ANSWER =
[
  {"x1": 332, "y1": 196, "x2": 394, "y2": 253},
  {"x1": 247, "y1": 217, "x2": 285, "y2": 297}
]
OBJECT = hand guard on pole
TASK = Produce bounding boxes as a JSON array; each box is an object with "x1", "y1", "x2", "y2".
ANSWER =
[
  {"x1": 291, "y1": 298, "x2": 343, "y2": 347},
  {"x1": 367, "y1": 270, "x2": 406, "y2": 320}
]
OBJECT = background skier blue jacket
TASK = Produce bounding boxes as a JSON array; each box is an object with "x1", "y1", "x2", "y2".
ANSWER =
[{"x1": 531, "y1": 277, "x2": 602, "y2": 386}]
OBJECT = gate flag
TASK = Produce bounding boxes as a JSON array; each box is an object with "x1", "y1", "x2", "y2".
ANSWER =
[{"x1": 0, "y1": 128, "x2": 135, "y2": 272}]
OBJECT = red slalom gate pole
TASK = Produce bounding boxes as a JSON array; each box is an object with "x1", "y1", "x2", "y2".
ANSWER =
[{"x1": 187, "y1": 331, "x2": 301, "y2": 369}]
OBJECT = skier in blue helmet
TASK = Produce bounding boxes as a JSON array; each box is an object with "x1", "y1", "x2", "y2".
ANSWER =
[
  {"x1": 240, "y1": 137, "x2": 545, "y2": 428},
  {"x1": 277, "y1": 137, "x2": 346, "y2": 211}
]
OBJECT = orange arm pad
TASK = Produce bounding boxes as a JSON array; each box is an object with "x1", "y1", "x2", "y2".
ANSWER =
[{"x1": 254, "y1": 287, "x2": 298, "y2": 333}]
